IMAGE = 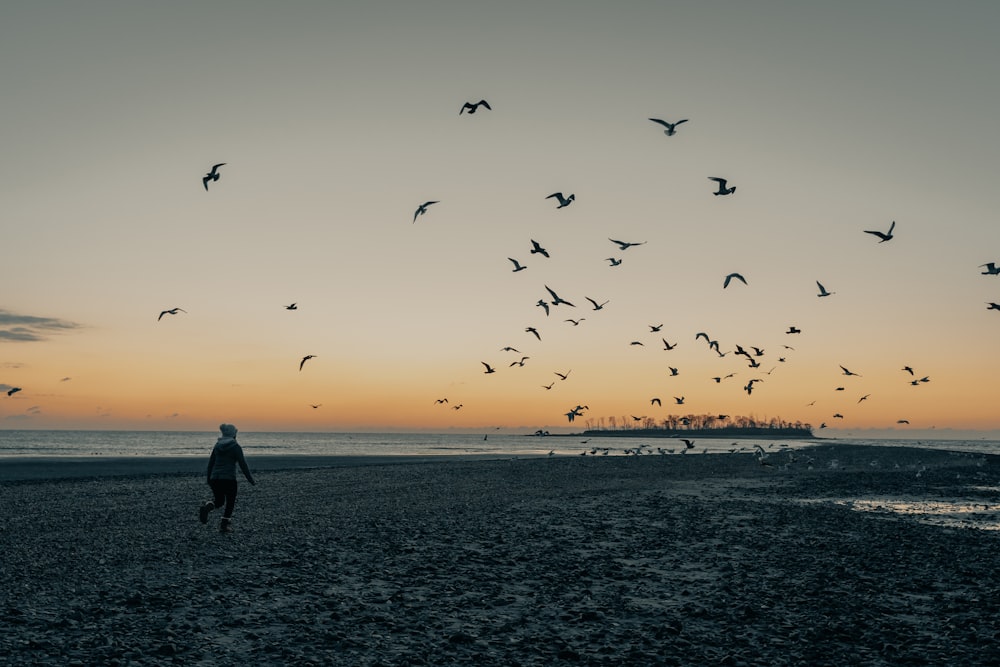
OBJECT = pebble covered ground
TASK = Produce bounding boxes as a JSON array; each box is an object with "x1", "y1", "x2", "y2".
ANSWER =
[{"x1": 1, "y1": 444, "x2": 999, "y2": 666}]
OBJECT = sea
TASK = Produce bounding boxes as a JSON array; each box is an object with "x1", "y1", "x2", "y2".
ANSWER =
[{"x1": 0, "y1": 429, "x2": 999, "y2": 459}]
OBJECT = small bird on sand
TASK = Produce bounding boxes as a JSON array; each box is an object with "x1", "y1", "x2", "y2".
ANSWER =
[
  {"x1": 648, "y1": 118, "x2": 688, "y2": 136},
  {"x1": 546, "y1": 192, "x2": 575, "y2": 208},
  {"x1": 723, "y1": 273, "x2": 747, "y2": 288},
  {"x1": 158, "y1": 308, "x2": 186, "y2": 321},
  {"x1": 864, "y1": 220, "x2": 896, "y2": 243},
  {"x1": 816, "y1": 281, "x2": 835, "y2": 297},
  {"x1": 203, "y1": 163, "x2": 225, "y2": 191},
  {"x1": 460, "y1": 100, "x2": 491, "y2": 114},
  {"x1": 708, "y1": 177, "x2": 736, "y2": 196},
  {"x1": 299, "y1": 355, "x2": 317, "y2": 371},
  {"x1": 508, "y1": 258, "x2": 527, "y2": 272},
  {"x1": 413, "y1": 201, "x2": 439, "y2": 223},
  {"x1": 530, "y1": 240, "x2": 550, "y2": 258}
]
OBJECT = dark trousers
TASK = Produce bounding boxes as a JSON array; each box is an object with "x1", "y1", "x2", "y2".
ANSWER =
[{"x1": 209, "y1": 478, "x2": 238, "y2": 518}]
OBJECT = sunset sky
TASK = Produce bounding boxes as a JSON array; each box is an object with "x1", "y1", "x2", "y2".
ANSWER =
[{"x1": 2, "y1": 2, "x2": 999, "y2": 436}]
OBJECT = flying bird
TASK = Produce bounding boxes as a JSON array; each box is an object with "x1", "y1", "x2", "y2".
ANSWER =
[
  {"x1": 840, "y1": 365, "x2": 862, "y2": 377},
  {"x1": 434, "y1": 398, "x2": 449, "y2": 404},
  {"x1": 609, "y1": 238, "x2": 646, "y2": 250},
  {"x1": 460, "y1": 100, "x2": 491, "y2": 114},
  {"x1": 310, "y1": 404, "x2": 322, "y2": 409},
  {"x1": 980, "y1": 263, "x2": 1000, "y2": 275},
  {"x1": 500, "y1": 346, "x2": 520, "y2": 353},
  {"x1": 606, "y1": 257, "x2": 622, "y2": 267},
  {"x1": 858, "y1": 394, "x2": 871, "y2": 403},
  {"x1": 482, "y1": 362, "x2": 496, "y2": 374},
  {"x1": 816, "y1": 281, "x2": 835, "y2": 297},
  {"x1": 7, "y1": 387, "x2": 22, "y2": 397},
  {"x1": 565, "y1": 318, "x2": 585, "y2": 326},
  {"x1": 158, "y1": 308, "x2": 187, "y2": 321},
  {"x1": 988, "y1": 303, "x2": 1000, "y2": 311},
  {"x1": 661, "y1": 339, "x2": 677, "y2": 350},
  {"x1": 864, "y1": 220, "x2": 896, "y2": 243},
  {"x1": 284, "y1": 303, "x2": 298, "y2": 310},
  {"x1": 299, "y1": 355, "x2": 317, "y2": 371},
  {"x1": 674, "y1": 396, "x2": 685, "y2": 405},
  {"x1": 585, "y1": 297, "x2": 609, "y2": 311},
  {"x1": 546, "y1": 192, "x2": 576, "y2": 208},
  {"x1": 508, "y1": 258, "x2": 527, "y2": 272},
  {"x1": 510, "y1": 356, "x2": 530, "y2": 368},
  {"x1": 648, "y1": 118, "x2": 688, "y2": 136},
  {"x1": 651, "y1": 397, "x2": 662, "y2": 406},
  {"x1": 668, "y1": 367, "x2": 679, "y2": 376},
  {"x1": 202, "y1": 163, "x2": 225, "y2": 191},
  {"x1": 786, "y1": 326, "x2": 801, "y2": 334},
  {"x1": 723, "y1": 273, "x2": 747, "y2": 288},
  {"x1": 708, "y1": 177, "x2": 736, "y2": 196},
  {"x1": 413, "y1": 200, "x2": 439, "y2": 223},
  {"x1": 902, "y1": 366, "x2": 914, "y2": 375},
  {"x1": 544, "y1": 285, "x2": 575, "y2": 307},
  {"x1": 529, "y1": 240, "x2": 550, "y2": 258},
  {"x1": 649, "y1": 324, "x2": 663, "y2": 332},
  {"x1": 536, "y1": 300, "x2": 550, "y2": 316},
  {"x1": 554, "y1": 370, "x2": 572, "y2": 381},
  {"x1": 526, "y1": 327, "x2": 541, "y2": 340}
]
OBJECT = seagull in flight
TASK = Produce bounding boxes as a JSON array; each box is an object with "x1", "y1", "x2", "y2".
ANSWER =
[
  {"x1": 509, "y1": 356, "x2": 530, "y2": 368},
  {"x1": 651, "y1": 397, "x2": 662, "y2": 406},
  {"x1": 434, "y1": 398, "x2": 449, "y2": 404},
  {"x1": 284, "y1": 303, "x2": 298, "y2": 310},
  {"x1": 482, "y1": 362, "x2": 496, "y2": 374},
  {"x1": 585, "y1": 297, "x2": 608, "y2": 311},
  {"x1": 840, "y1": 365, "x2": 862, "y2": 377},
  {"x1": 980, "y1": 262, "x2": 1000, "y2": 275},
  {"x1": 158, "y1": 308, "x2": 187, "y2": 321},
  {"x1": 648, "y1": 118, "x2": 688, "y2": 136},
  {"x1": 662, "y1": 338, "x2": 677, "y2": 350},
  {"x1": 460, "y1": 100, "x2": 491, "y2": 114},
  {"x1": 529, "y1": 240, "x2": 550, "y2": 258},
  {"x1": 988, "y1": 303, "x2": 1000, "y2": 311},
  {"x1": 786, "y1": 326, "x2": 801, "y2": 334},
  {"x1": 413, "y1": 201, "x2": 439, "y2": 223},
  {"x1": 7, "y1": 387, "x2": 22, "y2": 397},
  {"x1": 300, "y1": 355, "x2": 317, "y2": 371},
  {"x1": 536, "y1": 300, "x2": 550, "y2": 316},
  {"x1": 554, "y1": 370, "x2": 572, "y2": 381},
  {"x1": 565, "y1": 318, "x2": 585, "y2": 326},
  {"x1": 609, "y1": 238, "x2": 646, "y2": 250},
  {"x1": 501, "y1": 346, "x2": 520, "y2": 353},
  {"x1": 649, "y1": 324, "x2": 663, "y2": 332},
  {"x1": 544, "y1": 285, "x2": 575, "y2": 307},
  {"x1": 546, "y1": 192, "x2": 575, "y2": 208},
  {"x1": 902, "y1": 366, "x2": 914, "y2": 375},
  {"x1": 526, "y1": 327, "x2": 541, "y2": 340},
  {"x1": 606, "y1": 257, "x2": 622, "y2": 267},
  {"x1": 674, "y1": 396, "x2": 685, "y2": 405},
  {"x1": 816, "y1": 281, "x2": 835, "y2": 297},
  {"x1": 864, "y1": 220, "x2": 895, "y2": 243},
  {"x1": 508, "y1": 258, "x2": 527, "y2": 272},
  {"x1": 203, "y1": 163, "x2": 225, "y2": 191},
  {"x1": 708, "y1": 177, "x2": 736, "y2": 196},
  {"x1": 723, "y1": 272, "x2": 747, "y2": 288}
]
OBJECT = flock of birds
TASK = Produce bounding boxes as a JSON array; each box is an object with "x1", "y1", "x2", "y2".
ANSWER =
[{"x1": 9, "y1": 98, "x2": 994, "y2": 439}]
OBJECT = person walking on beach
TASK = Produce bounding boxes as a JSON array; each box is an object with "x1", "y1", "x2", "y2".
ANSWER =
[{"x1": 199, "y1": 423, "x2": 255, "y2": 533}]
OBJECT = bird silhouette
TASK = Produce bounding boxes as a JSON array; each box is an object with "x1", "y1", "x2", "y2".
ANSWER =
[
  {"x1": 284, "y1": 303, "x2": 298, "y2": 310},
  {"x1": 565, "y1": 318, "x2": 585, "y2": 326},
  {"x1": 988, "y1": 303, "x2": 1000, "y2": 311},
  {"x1": 510, "y1": 356, "x2": 530, "y2": 367},
  {"x1": 7, "y1": 387, "x2": 22, "y2": 397},
  {"x1": 460, "y1": 100, "x2": 491, "y2": 114},
  {"x1": 662, "y1": 339, "x2": 677, "y2": 350},
  {"x1": 158, "y1": 308, "x2": 186, "y2": 321},
  {"x1": 585, "y1": 297, "x2": 609, "y2": 311},
  {"x1": 546, "y1": 192, "x2": 576, "y2": 208},
  {"x1": 413, "y1": 200, "x2": 439, "y2": 223},
  {"x1": 723, "y1": 272, "x2": 747, "y2": 288},
  {"x1": 529, "y1": 240, "x2": 550, "y2": 257},
  {"x1": 508, "y1": 258, "x2": 527, "y2": 272},
  {"x1": 544, "y1": 285, "x2": 575, "y2": 307},
  {"x1": 708, "y1": 177, "x2": 736, "y2": 195},
  {"x1": 434, "y1": 398, "x2": 449, "y2": 404},
  {"x1": 299, "y1": 355, "x2": 317, "y2": 371},
  {"x1": 668, "y1": 367, "x2": 679, "y2": 376},
  {"x1": 606, "y1": 257, "x2": 622, "y2": 266},
  {"x1": 648, "y1": 118, "x2": 688, "y2": 136},
  {"x1": 864, "y1": 220, "x2": 895, "y2": 243},
  {"x1": 980, "y1": 263, "x2": 1000, "y2": 275},
  {"x1": 482, "y1": 362, "x2": 496, "y2": 374},
  {"x1": 816, "y1": 281, "x2": 835, "y2": 297},
  {"x1": 202, "y1": 163, "x2": 225, "y2": 191},
  {"x1": 840, "y1": 365, "x2": 862, "y2": 377},
  {"x1": 554, "y1": 370, "x2": 571, "y2": 381},
  {"x1": 609, "y1": 238, "x2": 646, "y2": 250},
  {"x1": 902, "y1": 366, "x2": 914, "y2": 375},
  {"x1": 674, "y1": 396, "x2": 685, "y2": 405},
  {"x1": 786, "y1": 326, "x2": 802, "y2": 334},
  {"x1": 536, "y1": 300, "x2": 550, "y2": 316},
  {"x1": 651, "y1": 397, "x2": 662, "y2": 406},
  {"x1": 526, "y1": 327, "x2": 541, "y2": 340},
  {"x1": 500, "y1": 346, "x2": 520, "y2": 353}
]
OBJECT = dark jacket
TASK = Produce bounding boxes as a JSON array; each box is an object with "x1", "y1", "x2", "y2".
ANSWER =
[{"x1": 207, "y1": 437, "x2": 255, "y2": 484}]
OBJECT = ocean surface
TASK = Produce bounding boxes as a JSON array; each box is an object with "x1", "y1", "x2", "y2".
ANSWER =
[{"x1": 0, "y1": 430, "x2": 998, "y2": 459}]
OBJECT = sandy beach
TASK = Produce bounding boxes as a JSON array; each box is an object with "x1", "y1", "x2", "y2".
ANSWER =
[{"x1": 2, "y1": 444, "x2": 999, "y2": 666}]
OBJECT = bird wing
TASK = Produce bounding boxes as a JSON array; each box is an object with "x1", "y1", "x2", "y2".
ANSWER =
[
  {"x1": 546, "y1": 193, "x2": 562, "y2": 200},
  {"x1": 479, "y1": 100, "x2": 491, "y2": 109},
  {"x1": 674, "y1": 119, "x2": 689, "y2": 126},
  {"x1": 708, "y1": 177, "x2": 726, "y2": 184},
  {"x1": 609, "y1": 238, "x2": 626, "y2": 249},
  {"x1": 648, "y1": 118, "x2": 669, "y2": 127}
]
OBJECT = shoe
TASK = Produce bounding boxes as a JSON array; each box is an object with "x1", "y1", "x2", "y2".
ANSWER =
[
  {"x1": 199, "y1": 501, "x2": 213, "y2": 524},
  {"x1": 219, "y1": 518, "x2": 233, "y2": 534}
]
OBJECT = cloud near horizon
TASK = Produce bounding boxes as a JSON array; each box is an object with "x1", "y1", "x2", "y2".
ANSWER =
[{"x1": 0, "y1": 310, "x2": 83, "y2": 342}]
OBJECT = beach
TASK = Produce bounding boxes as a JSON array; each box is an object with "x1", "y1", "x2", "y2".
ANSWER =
[{"x1": 2, "y1": 444, "x2": 999, "y2": 666}]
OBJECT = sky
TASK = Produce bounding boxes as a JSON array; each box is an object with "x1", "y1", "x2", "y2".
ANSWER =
[{"x1": 2, "y1": 1, "x2": 999, "y2": 436}]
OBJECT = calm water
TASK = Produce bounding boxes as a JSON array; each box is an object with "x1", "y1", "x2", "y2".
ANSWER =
[{"x1": 0, "y1": 430, "x2": 998, "y2": 459}]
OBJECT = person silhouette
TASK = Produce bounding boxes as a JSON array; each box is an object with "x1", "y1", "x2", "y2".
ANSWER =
[{"x1": 199, "y1": 424, "x2": 255, "y2": 533}]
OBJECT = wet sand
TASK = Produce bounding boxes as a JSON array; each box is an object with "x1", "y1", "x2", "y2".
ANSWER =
[{"x1": 1, "y1": 444, "x2": 999, "y2": 665}]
